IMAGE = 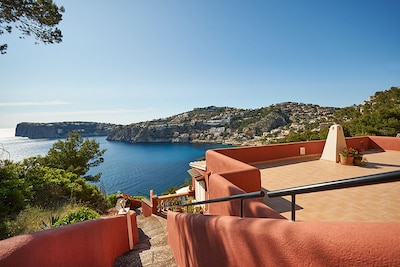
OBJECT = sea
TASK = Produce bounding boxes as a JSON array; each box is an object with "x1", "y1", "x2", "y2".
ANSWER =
[{"x1": 0, "y1": 128, "x2": 228, "y2": 196}]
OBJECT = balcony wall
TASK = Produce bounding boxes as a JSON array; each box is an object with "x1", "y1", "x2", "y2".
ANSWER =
[
  {"x1": 0, "y1": 211, "x2": 139, "y2": 267},
  {"x1": 168, "y1": 212, "x2": 400, "y2": 267},
  {"x1": 205, "y1": 149, "x2": 261, "y2": 193},
  {"x1": 210, "y1": 140, "x2": 326, "y2": 164},
  {"x1": 208, "y1": 173, "x2": 285, "y2": 219},
  {"x1": 368, "y1": 136, "x2": 400, "y2": 151}
]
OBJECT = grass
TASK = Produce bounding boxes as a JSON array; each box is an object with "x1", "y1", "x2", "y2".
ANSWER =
[{"x1": 5, "y1": 203, "x2": 90, "y2": 237}]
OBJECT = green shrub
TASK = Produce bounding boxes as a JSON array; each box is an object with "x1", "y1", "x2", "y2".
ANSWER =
[
  {"x1": 52, "y1": 207, "x2": 100, "y2": 227},
  {"x1": 107, "y1": 193, "x2": 117, "y2": 207}
]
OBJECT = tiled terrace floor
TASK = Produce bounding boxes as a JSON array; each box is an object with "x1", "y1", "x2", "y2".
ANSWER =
[{"x1": 255, "y1": 150, "x2": 400, "y2": 222}]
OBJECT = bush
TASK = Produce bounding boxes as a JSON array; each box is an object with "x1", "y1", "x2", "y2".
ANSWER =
[{"x1": 52, "y1": 207, "x2": 100, "y2": 227}]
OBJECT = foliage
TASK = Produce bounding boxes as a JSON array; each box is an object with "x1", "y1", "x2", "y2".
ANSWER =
[
  {"x1": 40, "y1": 131, "x2": 106, "y2": 182},
  {"x1": 0, "y1": 0, "x2": 64, "y2": 54},
  {"x1": 0, "y1": 204, "x2": 85, "y2": 239},
  {"x1": 70, "y1": 178, "x2": 110, "y2": 212},
  {"x1": 0, "y1": 163, "x2": 32, "y2": 221},
  {"x1": 265, "y1": 128, "x2": 329, "y2": 144},
  {"x1": 0, "y1": 132, "x2": 109, "y2": 239},
  {"x1": 339, "y1": 147, "x2": 360, "y2": 158},
  {"x1": 335, "y1": 87, "x2": 400, "y2": 137},
  {"x1": 52, "y1": 207, "x2": 100, "y2": 227}
]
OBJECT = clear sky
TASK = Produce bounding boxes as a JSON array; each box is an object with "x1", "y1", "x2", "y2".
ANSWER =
[{"x1": 1, "y1": 0, "x2": 399, "y2": 128}]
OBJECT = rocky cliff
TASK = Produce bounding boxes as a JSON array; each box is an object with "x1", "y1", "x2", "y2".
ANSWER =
[
  {"x1": 15, "y1": 122, "x2": 115, "y2": 139},
  {"x1": 106, "y1": 104, "x2": 335, "y2": 144}
]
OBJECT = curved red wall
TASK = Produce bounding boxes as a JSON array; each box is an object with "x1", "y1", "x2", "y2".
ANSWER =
[
  {"x1": 0, "y1": 211, "x2": 139, "y2": 267},
  {"x1": 168, "y1": 212, "x2": 400, "y2": 267}
]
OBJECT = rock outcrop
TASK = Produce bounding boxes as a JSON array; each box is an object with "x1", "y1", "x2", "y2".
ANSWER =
[{"x1": 15, "y1": 122, "x2": 116, "y2": 139}]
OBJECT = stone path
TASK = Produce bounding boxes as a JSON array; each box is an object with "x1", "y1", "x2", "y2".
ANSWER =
[{"x1": 114, "y1": 211, "x2": 177, "y2": 267}]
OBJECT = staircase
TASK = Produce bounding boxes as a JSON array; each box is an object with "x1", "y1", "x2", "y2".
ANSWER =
[{"x1": 114, "y1": 211, "x2": 177, "y2": 267}]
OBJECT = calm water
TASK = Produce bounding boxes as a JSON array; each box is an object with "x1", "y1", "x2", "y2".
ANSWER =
[{"x1": 0, "y1": 128, "x2": 227, "y2": 196}]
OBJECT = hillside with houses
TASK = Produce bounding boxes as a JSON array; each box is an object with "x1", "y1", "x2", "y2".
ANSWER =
[
  {"x1": 106, "y1": 103, "x2": 338, "y2": 145},
  {"x1": 15, "y1": 87, "x2": 400, "y2": 144}
]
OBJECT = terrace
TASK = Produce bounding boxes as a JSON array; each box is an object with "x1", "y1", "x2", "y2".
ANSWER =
[
  {"x1": 257, "y1": 150, "x2": 400, "y2": 222},
  {"x1": 167, "y1": 125, "x2": 400, "y2": 266}
]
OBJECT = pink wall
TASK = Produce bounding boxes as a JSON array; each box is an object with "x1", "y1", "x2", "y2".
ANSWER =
[
  {"x1": 345, "y1": 136, "x2": 371, "y2": 151},
  {"x1": 208, "y1": 173, "x2": 285, "y2": 219},
  {"x1": 0, "y1": 211, "x2": 139, "y2": 267},
  {"x1": 168, "y1": 212, "x2": 400, "y2": 267},
  {"x1": 206, "y1": 150, "x2": 260, "y2": 193},
  {"x1": 212, "y1": 140, "x2": 326, "y2": 164},
  {"x1": 368, "y1": 136, "x2": 400, "y2": 151},
  {"x1": 141, "y1": 198, "x2": 157, "y2": 217}
]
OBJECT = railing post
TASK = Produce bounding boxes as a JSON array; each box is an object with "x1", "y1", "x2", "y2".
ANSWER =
[
  {"x1": 151, "y1": 195, "x2": 158, "y2": 214},
  {"x1": 240, "y1": 199, "x2": 244, "y2": 218},
  {"x1": 291, "y1": 194, "x2": 296, "y2": 221}
]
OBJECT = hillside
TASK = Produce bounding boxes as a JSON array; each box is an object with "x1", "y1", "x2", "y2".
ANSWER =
[
  {"x1": 14, "y1": 87, "x2": 400, "y2": 144},
  {"x1": 15, "y1": 122, "x2": 116, "y2": 139},
  {"x1": 106, "y1": 103, "x2": 337, "y2": 145}
]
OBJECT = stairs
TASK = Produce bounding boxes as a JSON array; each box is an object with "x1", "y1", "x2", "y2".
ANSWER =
[{"x1": 114, "y1": 211, "x2": 177, "y2": 267}]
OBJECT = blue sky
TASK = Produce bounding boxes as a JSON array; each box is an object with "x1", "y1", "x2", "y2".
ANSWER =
[{"x1": 1, "y1": 0, "x2": 399, "y2": 128}]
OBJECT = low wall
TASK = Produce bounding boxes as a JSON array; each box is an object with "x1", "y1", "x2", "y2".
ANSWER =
[
  {"x1": 208, "y1": 173, "x2": 285, "y2": 219},
  {"x1": 0, "y1": 211, "x2": 139, "y2": 267},
  {"x1": 211, "y1": 140, "x2": 326, "y2": 164},
  {"x1": 168, "y1": 212, "x2": 400, "y2": 267},
  {"x1": 369, "y1": 136, "x2": 400, "y2": 151},
  {"x1": 205, "y1": 150, "x2": 260, "y2": 193},
  {"x1": 141, "y1": 197, "x2": 157, "y2": 217}
]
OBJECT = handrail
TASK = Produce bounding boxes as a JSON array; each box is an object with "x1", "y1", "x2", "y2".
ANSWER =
[
  {"x1": 171, "y1": 190, "x2": 265, "y2": 218},
  {"x1": 267, "y1": 170, "x2": 400, "y2": 221}
]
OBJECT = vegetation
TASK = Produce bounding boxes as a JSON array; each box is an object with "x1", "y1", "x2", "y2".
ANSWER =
[
  {"x1": 0, "y1": 131, "x2": 110, "y2": 240},
  {"x1": 52, "y1": 207, "x2": 100, "y2": 227},
  {"x1": 263, "y1": 87, "x2": 400, "y2": 144},
  {"x1": 41, "y1": 131, "x2": 106, "y2": 182},
  {"x1": 0, "y1": 0, "x2": 64, "y2": 54},
  {"x1": 335, "y1": 87, "x2": 400, "y2": 137}
]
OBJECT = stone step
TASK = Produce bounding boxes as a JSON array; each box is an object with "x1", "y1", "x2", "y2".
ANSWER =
[{"x1": 114, "y1": 211, "x2": 177, "y2": 267}]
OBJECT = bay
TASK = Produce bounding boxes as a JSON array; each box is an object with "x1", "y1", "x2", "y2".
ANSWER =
[{"x1": 0, "y1": 128, "x2": 227, "y2": 196}]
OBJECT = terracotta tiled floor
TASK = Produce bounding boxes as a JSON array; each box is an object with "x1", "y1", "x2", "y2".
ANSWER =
[{"x1": 254, "y1": 150, "x2": 400, "y2": 222}]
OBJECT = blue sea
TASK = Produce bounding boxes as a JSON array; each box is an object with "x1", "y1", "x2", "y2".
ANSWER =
[{"x1": 0, "y1": 128, "x2": 227, "y2": 196}]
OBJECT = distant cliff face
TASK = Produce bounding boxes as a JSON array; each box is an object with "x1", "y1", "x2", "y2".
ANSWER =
[
  {"x1": 15, "y1": 103, "x2": 337, "y2": 143},
  {"x1": 15, "y1": 122, "x2": 115, "y2": 139},
  {"x1": 106, "y1": 106, "x2": 294, "y2": 144}
]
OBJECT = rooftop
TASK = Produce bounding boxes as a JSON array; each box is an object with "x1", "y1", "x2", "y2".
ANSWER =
[{"x1": 256, "y1": 150, "x2": 400, "y2": 222}]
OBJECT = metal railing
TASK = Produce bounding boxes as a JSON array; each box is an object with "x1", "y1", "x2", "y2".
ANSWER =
[
  {"x1": 155, "y1": 191, "x2": 194, "y2": 213},
  {"x1": 267, "y1": 170, "x2": 400, "y2": 221},
  {"x1": 171, "y1": 190, "x2": 265, "y2": 218}
]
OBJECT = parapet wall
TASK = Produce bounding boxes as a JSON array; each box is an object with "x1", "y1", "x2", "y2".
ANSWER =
[
  {"x1": 0, "y1": 211, "x2": 139, "y2": 267},
  {"x1": 168, "y1": 212, "x2": 400, "y2": 267},
  {"x1": 208, "y1": 173, "x2": 285, "y2": 219},
  {"x1": 211, "y1": 140, "x2": 326, "y2": 164}
]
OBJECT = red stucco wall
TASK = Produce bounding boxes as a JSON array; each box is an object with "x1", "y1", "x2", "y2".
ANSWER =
[
  {"x1": 208, "y1": 173, "x2": 285, "y2": 219},
  {"x1": 168, "y1": 212, "x2": 400, "y2": 267},
  {"x1": 368, "y1": 136, "x2": 400, "y2": 151},
  {"x1": 0, "y1": 211, "x2": 139, "y2": 267},
  {"x1": 206, "y1": 150, "x2": 261, "y2": 193},
  {"x1": 212, "y1": 140, "x2": 326, "y2": 164}
]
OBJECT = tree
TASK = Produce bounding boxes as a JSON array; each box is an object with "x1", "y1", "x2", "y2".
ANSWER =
[
  {"x1": 41, "y1": 131, "x2": 106, "y2": 182},
  {"x1": 0, "y1": 0, "x2": 64, "y2": 54}
]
